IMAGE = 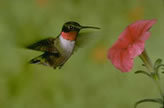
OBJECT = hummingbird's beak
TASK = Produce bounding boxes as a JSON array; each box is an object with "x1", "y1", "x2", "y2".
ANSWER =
[{"x1": 80, "y1": 25, "x2": 100, "y2": 29}]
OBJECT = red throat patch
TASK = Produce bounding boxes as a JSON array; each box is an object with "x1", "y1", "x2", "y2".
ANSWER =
[{"x1": 61, "y1": 32, "x2": 78, "y2": 41}]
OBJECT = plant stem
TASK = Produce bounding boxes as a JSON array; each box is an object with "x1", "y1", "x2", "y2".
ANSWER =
[
  {"x1": 139, "y1": 50, "x2": 154, "y2": 73},
  {"x1": 139, "y1": 49, "x2": 163, "y2": 97}
]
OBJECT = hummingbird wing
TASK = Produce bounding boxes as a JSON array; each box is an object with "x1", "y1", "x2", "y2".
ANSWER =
[
  {"x1": 26, "y1": 37, "x2": 59, "y2": 53},
  {"x1": 75, "y1": 32, "x2": 100, "y2": 51}
]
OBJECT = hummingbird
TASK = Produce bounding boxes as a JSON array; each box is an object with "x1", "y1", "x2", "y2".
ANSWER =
[{"x1": 27, "y1": 21, "x2": 100, "y2": 69}]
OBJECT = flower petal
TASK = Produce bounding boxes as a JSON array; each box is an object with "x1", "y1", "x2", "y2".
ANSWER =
[{"x1": 108, "y1": 19, "x2": 157, "y2": 72}]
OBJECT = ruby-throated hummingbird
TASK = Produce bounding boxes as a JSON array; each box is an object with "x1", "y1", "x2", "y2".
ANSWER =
[{"x1": 27, "y1": 21, "x2": 100, "y2": 69}]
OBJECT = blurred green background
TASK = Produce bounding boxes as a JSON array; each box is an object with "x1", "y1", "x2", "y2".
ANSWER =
[{"x1": 0, "y1": 0, "x2": 164, "y2": 108}]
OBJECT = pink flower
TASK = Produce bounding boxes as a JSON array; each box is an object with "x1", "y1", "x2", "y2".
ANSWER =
[{"x1": 107, "y1": 19, "x2": 157, "y2": 72}]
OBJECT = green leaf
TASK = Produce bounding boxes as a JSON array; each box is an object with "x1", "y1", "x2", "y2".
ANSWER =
[
  {"x1": 135, "y1": 70, "x2": 152, "y2": 78},
  {"x1": 154, "y1": 58, "x2": 162, "y2": 69},
  {"x1": 135, "y1": 98, "x2": 163, "y2": 108},
  {"x1": 155, "y1": 64, "x2": 164, "y2": 75},
  {"x1": 157, "y1": 64, "x2": 164, "y2": 69}
]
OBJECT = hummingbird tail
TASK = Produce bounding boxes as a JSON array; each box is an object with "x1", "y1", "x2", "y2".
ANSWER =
[
  {"x1": 29, "y1": 52, "x2": 61, "y2": 68},
  {"x1": 29, "y1": 56, "x2": 43, "y2": 64},
  {"x1": 29, "y1": 53, "x2": 50, "y2": 66}
]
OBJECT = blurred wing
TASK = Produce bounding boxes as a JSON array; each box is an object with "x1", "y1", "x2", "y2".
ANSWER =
[
  {"x1": 27, "y1": 37, "x2": 58, "y2": 53},
  {"x1": 75, "y1": 32, "x2": 100, "y2": 51}
]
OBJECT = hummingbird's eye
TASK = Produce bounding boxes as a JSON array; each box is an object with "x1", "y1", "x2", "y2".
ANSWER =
[{"x1": 68, "y1": 26, "x2": 73, "y2": 30}]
